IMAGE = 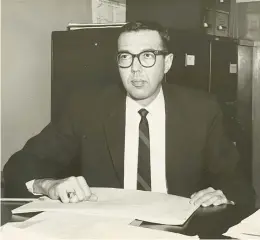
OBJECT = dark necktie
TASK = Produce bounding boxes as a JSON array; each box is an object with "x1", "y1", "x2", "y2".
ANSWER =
[{"x1": 137, "y1": 108, "x2": 151, "y2": 191}]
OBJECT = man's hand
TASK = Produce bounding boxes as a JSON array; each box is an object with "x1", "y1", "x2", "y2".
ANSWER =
[
  {"x1": 190, "y1": 187, "x2": 230, "y2": 207},
  {"x1": 33, "y1": 176, "x2": 97, "y2": 203}
]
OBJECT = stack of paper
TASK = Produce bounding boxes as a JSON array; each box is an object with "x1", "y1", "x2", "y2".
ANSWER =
[
  {"x1": 1, "y1": 212, "x2": 199, "y2": 239},
  {"x1": 4, "y1": 188, "x2": 200, "y2": 239},
  {"x1": 12, "y1": 188, "x2": 199, "y2": 225},
  {"x1": 224, "y1": 209, "x2": 260, "y2": 239}
]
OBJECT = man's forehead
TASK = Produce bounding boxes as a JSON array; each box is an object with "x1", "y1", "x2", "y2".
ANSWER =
[{"x1": 118, "y1": 30, "x2": 163, "y2": 52}]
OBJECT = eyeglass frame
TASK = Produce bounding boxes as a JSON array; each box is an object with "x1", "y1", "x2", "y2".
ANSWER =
[{"x1": 116, "y1": 49, "x2": 169, "y2": 68}]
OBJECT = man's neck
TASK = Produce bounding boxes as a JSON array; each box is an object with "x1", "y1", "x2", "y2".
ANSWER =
[{"x1": 134, "y1": 86, "x2": 162, "y2": 107}]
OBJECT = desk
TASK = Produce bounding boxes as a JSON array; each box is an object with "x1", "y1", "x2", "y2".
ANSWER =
[
  {"x1": 141, "y1": 204, "x2": 257, "y2": 239},
  {"x1": 1, "y1": 201, "x2": 257, "y2": 239}
]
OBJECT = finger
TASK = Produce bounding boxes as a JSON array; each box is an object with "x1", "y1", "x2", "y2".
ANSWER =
[
  {"x1": 190, "y1": 187, "x2": 215, "y2": 201},
  {"x1": 46, "y1": 180, "x2": 62, "y2": 200},
  {"x1": 77, "y1": 176, "x2": 92, "y2": 200},
  {"x1": 194, "y1": 192, "x2": 216, "y2": 207},
  {"x1": 201, "y1": 195, "x2": 220, "y2": 207},
  {"x1": 209, "y1": 189, "x2": 227, "y2": 206},
  {"x1": 68, "y1": 177, "x2": 85, "y2": 202},
  {"x1": 48, "y1": 186, "x2": 60, "y2": 200},
  {"x1": 88, "y1": 193, "x2": 98, "y2": 202},
  {"x1": 69, "y1": 193, "x2": 79, "y2": 203},
  {"x1": 190, "y1": 192, "x2": 196, "y2": 199},
  {"x1": 213, "y1": 197, "x2": 229, "y2": 206},
  {"x1": 200, "y1": 190, "x2": 227, "y2": 207},
  {"x1": 193, "y1": 189, "x2": 224, "y2": 206},
  {"x1": 190, "y1": 187, "x2": 215, "y2": 205},
  {"x1": 56, "y1": 186, "x2": 70, "y2": 203},
  {"x1": 48, "y1": 180, "x2": 71, "y2": 203}
]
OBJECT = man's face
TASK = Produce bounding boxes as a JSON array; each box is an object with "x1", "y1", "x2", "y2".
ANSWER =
[{"x1": 117, "y1": 30, "x2": 173, "y2": 105}]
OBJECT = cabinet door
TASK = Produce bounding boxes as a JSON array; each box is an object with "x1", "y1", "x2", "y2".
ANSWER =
[
  {"x1": 210, "y1": 39, "x2": 238, "y2": 102},
  {"x1": 167, "y1": 30, "x2": 210, "y2": 92},
  {"x1": 237, "y1": 44, "x2": 254, "y2": 182},
  {"x1": 51, "y1": 28, "x2": 121, "y2": 122},
  {"x1": 210, "y1": 40, "x2": 253, "y2": 181},
  {"x1": 210, "y1": 39, "x2": 238, "y2": 142}
]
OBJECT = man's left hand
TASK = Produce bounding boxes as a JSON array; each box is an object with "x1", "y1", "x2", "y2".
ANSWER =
[{"x1": 190, "y1": 187, "x2": 229, "y2": 207}]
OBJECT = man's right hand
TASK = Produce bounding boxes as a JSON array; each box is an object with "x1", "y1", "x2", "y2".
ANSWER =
[{"x1": 33, "y1": 176, "x2": 97, "y2": 203}]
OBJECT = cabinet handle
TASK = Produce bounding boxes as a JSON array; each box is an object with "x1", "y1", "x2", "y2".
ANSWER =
[
  {"x1": 203, "y1": 22, "x2": 211, "y2": 28},
  {"x1": 217, "y1": 25, "x2": 227, "y2": 31}
]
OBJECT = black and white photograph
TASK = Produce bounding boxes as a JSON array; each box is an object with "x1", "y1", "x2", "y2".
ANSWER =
[{"x1": 1, "y1": 0, "x2": 260, "y2": 239}]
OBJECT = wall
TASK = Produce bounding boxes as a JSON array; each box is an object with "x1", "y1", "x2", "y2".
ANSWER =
[
  {"x1": 236, "y1": 1, "x2": 260, "y2": 40},
  {"x1": 252, "y1": 43, "x2": 260, "y2": 208},
  {"x1": 1, "y1": 0, "x2": 92, "y2": 169}
]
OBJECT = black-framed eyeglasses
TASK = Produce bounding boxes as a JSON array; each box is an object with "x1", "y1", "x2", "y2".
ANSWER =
[{"x1": 117, "y1": 50, "x2": 169, "y2": 68}]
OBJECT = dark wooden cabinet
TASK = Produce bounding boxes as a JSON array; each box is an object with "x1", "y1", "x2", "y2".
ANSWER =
[
  {"x1": 126, "y1": 0, "x2": 204, "y2": 30},
  {"x1": 166, "y1": 31, "x2": 210, "y2": 92},
  {"x1": 51, "y1": 28, "x2": 121, "y2": 122},
  {"x1": 126, "y1": 0, "x2": 234, "y2": 37}
]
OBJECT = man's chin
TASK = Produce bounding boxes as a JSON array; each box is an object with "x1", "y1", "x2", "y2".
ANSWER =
[{"x1": 129, "y1": 93, "x2": 149, "y2": 101}]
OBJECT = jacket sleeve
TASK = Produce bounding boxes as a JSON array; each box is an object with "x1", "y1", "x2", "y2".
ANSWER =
[
  {"x1": 3, "y1": 99, "x2": 80, "y2": 198},
  {"x1": 205, "y1": 99, "x2": 255, "y2": 206}
]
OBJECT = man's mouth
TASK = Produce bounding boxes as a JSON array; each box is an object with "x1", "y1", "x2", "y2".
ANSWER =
[{"x1": 131, "y1": 80, "x2": 146, "y2": 88}]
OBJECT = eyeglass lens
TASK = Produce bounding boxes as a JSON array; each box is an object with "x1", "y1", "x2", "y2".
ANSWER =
[{"x1": 118, "y1": 51, "x2": 156, "y2": 68}]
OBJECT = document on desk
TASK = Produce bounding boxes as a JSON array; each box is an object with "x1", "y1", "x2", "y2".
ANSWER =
[
  {"x1": 1, "y1": 211, "x2": 199, "y2": 239},
  {"x1": 224, "y1": 209, "x2": 260, "y2": 239},
  {"x1": 12, "y1": 187, "x2": 199, "y2": 225}
]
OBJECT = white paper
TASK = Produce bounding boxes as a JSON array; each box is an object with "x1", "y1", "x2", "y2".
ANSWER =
[
  {"x1": 229, "y1": 63, "x2": 237, "y2": 74},
  {"x1": 185, "y1": 54, "x2": 195, "y2": 66},
  {"x1": 224, "y1": 209, "x2": 260, "y2": 239},
  {"x1": 1, "y1": 223, "x2": 48, "y2": 240},
  {"x1": 0, "y1": 198, "x2": 37, "y2": 202},
  {"x1": 92, "y1": 0, "x2": 126, "y2": 24},
  {"x1": 241, "y1": 209, "x2": 260, "y2": 225},
  {"x1": 1, "y1": 211, "x2": 198, "y2": 239},
  {"x1": 12, "y1": 188, "x2": 199, "y2": 225}
]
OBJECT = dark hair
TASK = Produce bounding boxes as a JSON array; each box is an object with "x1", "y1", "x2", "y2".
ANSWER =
[{"x1": 119, "y1": 20, "x2": 171, "y2": 51}]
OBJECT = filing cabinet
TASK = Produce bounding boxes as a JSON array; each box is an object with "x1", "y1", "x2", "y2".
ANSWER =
[
  {"x1": 203, "y1": 0, "x2": 232, "y2": 37},
  {"x1": 126, "y1": 0, "x2": 234, "y2": 37},
  {"x1": 215, "y1": 0, "x2": 231, "y2": 12},
  {"x1": 204, "y1": 9, "x2": 229, "y2": 36},
  {"x1": 203, "y1": 0, "x2": 231, "y2": 13}
]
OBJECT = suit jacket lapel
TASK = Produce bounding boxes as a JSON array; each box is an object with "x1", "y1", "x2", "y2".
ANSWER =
[
  {"x1": 163, "y1": 84, "x2": 185, "y2": 195},
  {"x1": 103, "y1": 85, "x2": 126, "y2": 188}
]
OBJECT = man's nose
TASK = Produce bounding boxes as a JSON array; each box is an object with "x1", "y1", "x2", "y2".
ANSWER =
[{"x1": 131, "y1": 56, "x2": 142, "y2": 72}]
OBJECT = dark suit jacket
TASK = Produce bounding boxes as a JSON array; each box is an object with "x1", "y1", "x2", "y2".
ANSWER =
[{"x1": 3, "y1": 83, "x2": 255, "y2": 205}]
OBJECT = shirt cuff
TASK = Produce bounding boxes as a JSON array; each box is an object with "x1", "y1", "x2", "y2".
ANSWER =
[{"x1": 25, "y1": 180, "x2": 42, "y2": 195}]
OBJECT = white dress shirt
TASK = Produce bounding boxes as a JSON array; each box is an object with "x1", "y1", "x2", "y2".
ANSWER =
[
  {"x1": 26, "y1": 87, "x2": 167, "y2": 194},
  {"x1": 124, "y1": 87, "x2": 167, "y2": 193}
]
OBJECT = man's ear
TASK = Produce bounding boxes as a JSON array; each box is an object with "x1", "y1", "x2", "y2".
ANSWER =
[{"x1": 164, "y1": 53, "x2": 174, "y2": 74}]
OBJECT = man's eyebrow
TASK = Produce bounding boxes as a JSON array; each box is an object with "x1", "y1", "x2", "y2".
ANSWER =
[
  {"x1": 117, "y1": 48, "x2": 158, "y2": 54},
  {"x1": 117, "y1": 50, "x2": 131, "y2": 54}
]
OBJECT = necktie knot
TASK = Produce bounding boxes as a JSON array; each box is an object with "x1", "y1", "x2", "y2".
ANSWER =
[{"x1": 138, "y1": 108, "x2": 149, "y2": 118}]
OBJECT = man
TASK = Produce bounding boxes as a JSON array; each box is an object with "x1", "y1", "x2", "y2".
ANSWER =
[{"x1": 3, "y1": 21, "x2": 255, "y2": 207}]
